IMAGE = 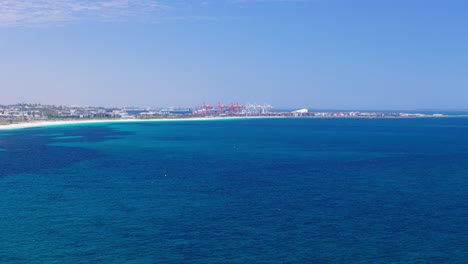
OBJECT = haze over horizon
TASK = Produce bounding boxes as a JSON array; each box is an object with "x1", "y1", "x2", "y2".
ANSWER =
[{"x1": 1, "y1": 0, "x2": 467, "y2": 109}]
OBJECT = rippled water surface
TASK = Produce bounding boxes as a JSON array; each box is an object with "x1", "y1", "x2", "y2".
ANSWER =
[{"x1": 1, "y1": 118, "x2": 467, "y2": 263}]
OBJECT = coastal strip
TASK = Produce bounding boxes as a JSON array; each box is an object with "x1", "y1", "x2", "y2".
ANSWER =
[
  {"x1": 2, "y1": 114, "x2": 467, "y2": 132},
  {"x1": 0, "y1": 116, "x2": 281, "y2": 131}
]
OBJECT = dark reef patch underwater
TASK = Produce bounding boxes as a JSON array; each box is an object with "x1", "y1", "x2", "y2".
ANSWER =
[{"x1": 0, "y1": 118, "x2": 467, "y2": 263}]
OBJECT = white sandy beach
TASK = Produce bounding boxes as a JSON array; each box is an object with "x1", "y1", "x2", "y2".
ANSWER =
[
  {"x1": 0, "y1": 116, "x2": 279, "y2": 131},
  {"x1": 0, "y1": 119, "x2": 141, "y2": 131},
  {"x1": 1, "y1": 114, "x2": 460, "y2": 131}
]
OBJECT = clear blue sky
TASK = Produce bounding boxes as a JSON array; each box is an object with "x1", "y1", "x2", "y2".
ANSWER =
[{"x1": 1, "y1": 0, "x2": 467, "y2": 109}]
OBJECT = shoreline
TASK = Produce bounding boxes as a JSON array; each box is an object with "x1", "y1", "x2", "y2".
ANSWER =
[
  {"x1": 1, "y1": 114, "x2": 467, "y2": 131},
  {"x1": 0, "y1": 116, "x2": 279, "y2": 131}
]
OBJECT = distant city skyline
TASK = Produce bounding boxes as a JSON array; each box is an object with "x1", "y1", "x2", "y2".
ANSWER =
[{"x1": 1, "y1": 0, "x2": 468, "y2": 109}]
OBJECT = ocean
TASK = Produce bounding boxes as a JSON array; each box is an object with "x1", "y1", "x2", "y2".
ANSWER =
[{"x1": 0, "y1": 118, "x2": 467, "y2": 263}]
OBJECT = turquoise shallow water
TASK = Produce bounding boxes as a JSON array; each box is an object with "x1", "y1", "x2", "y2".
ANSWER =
[{"x1": 0, "y1": 118, "x2": 467, "y2": 263}]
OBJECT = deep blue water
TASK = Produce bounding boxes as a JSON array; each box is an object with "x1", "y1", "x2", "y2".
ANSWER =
[{"x1": 0, "y1": 118, "x2": 467, "y2": 263}]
